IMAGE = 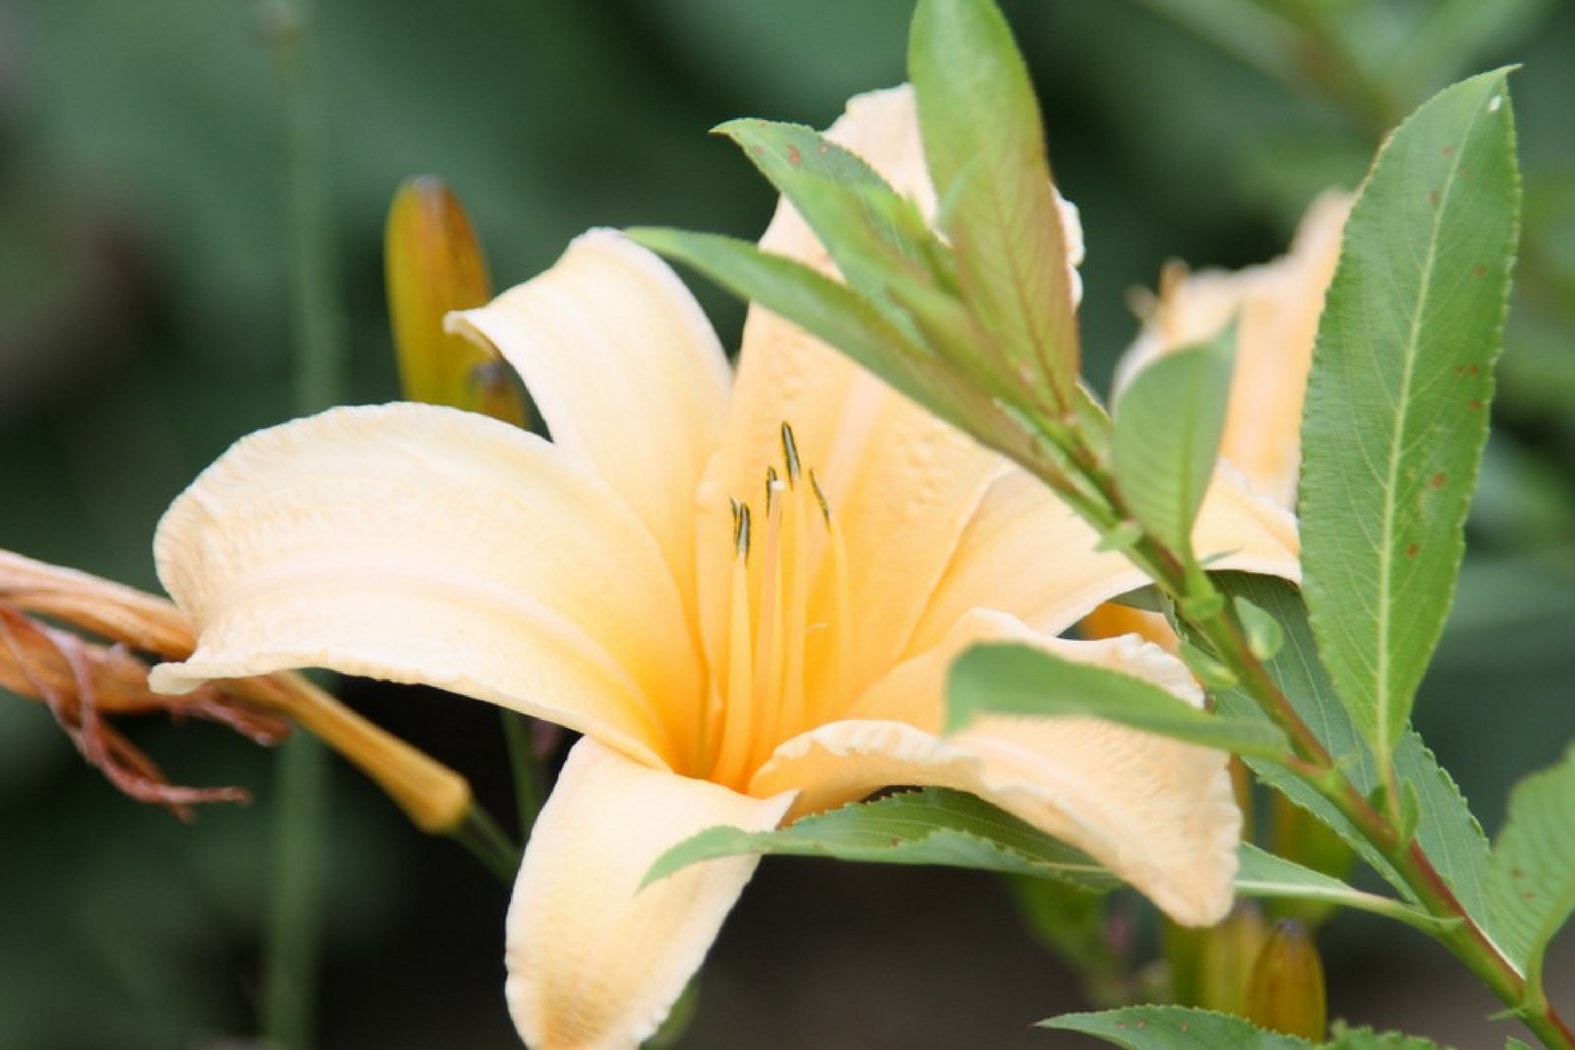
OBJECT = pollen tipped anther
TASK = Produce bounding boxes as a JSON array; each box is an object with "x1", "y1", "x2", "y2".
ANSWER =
[
  {"x1": 730, "y1": 499, "x2": 752, "y2": 560},
  {"x1": 809, "y1": 469, "x2": 832, "y2": 526},
  {"x1": 780, "y1": 421, "x2": 802, "y2": 484}
]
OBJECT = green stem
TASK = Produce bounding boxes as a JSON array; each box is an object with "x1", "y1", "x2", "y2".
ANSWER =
[
  {"x1": 263, "y1": 0, "x2": 343, "y2": 1046},
  {"x1": 1030, "y1": 430, "x2": 1575, "y2": 1048},
  {"x1": 277, "y1": 0, "x2": 345, "y2": 417},
  {"x1": 449, "y1": 802, "x2": 524, "y2": 886},
  {"x1": 501, "y1": 711, "x2": 545, "y2": 844},
  {"x1": 263, "y1": 735, "x2": 329, "y2": 1049}
]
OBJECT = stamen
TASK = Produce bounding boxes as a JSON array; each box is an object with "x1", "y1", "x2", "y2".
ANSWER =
[
  {"x1": 731, "y1": 499, "x2": 751, "y2": 560},
  {"x1": 752, "y1": 478, "x2": 788, "y2": 763},
  {"x1": 712, "y1": 522, "x2": 756, "y2": 787},
  {"x1": 809, "y1": 468, "x2": 832, "y2": 526},
  {"x1": 780, "y1": 422, "x2": 801, "y2": 485},
  {"x1": 707, "y1": 429, "x2": 852, "y2": 788},
  {"x1": 777, "y1": 471, "x2": 812, "y2": 745}
]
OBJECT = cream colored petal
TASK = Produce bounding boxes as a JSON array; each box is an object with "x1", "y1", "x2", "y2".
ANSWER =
[
  {"x1": 448, "y1": 229, "x2": 730, "y2": 599},
  {"x1": 1115, "y1": 192, "x2": 1351, "y2": 507},
  {"x1": 696, "y1": 87, "x2": 998, "y2": 697},
  {"x1": 151, "y1": 403, "x2": 702, "y2": 770},
  {"x1": 507, "y1": 737, "x2": 794, "y2": 1050},
  {"x1": 694, "y1": 348, "x2": 1001, "y2": 706},
  {"x1": 753, "y1": 611, "x2": 1239, "y2": 925},
  {"x1": 909, "y1": 463, "x2": 1300, "y2": 656}
]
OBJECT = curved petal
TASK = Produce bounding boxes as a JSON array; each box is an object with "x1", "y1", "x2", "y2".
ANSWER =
[
  {"x1": 1115, "y1": 193, "x2": 1350, "y2": 507},
  {"x1": 909, "y1": 463, "x2": 1300, "y2": 656},
  {"x1": 448, "y1": 229, "x2": 731, "y2": 599},
  {"x1": 150, "y1": 403, "x2": 702, "y2": 770},
  {"x1": 507, "y1": 737, "x2": 794, "y2": 1050},
  {"x1": 697, "y1": 88, "x2": 1001, "y2": 694},
  {"x1": 753, "y1": 611, "x2": 1239, "y2": 925}
]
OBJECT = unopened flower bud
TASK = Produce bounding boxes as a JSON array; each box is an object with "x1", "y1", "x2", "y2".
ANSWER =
[
  {"x1": 384, "y1": 176, "x2": 526, "y2": 425},
  {"x1": 1164, "y1": 902, "x2": 1268, "y2": 1014},
  {"x1": 1244, "y1": 919, "x2": 1327, "y2": 1039}
]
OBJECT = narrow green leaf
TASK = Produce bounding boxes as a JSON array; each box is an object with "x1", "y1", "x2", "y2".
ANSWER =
[
  {"x1": 643, "y1": 787, "x2": 1114, "y2": 890},
  {"x1": 1299, "y1": 70, "x2": 1520, "y2": 779},
  {"x1": 716, "y1": 118, "x2": 946, "y2": 301},
  {"x1": 629, "y1": 225, "x2": 1042, "y2": 471},
  {"x1": 1235, "y1": 844, "x2": 1453, "y2": 935},
  {"x1": 1113, "y1": 333, "x2": 1236, "y2": 556},
  {"x1": 909, "y1": 0, "x2": 1081, "y2": 412},
  {"x1": 946, "y1": 642, "x2": 1290, "y2": 759},
  {"x1": 627, "y1": 227, "x2": 956, "y2": 428},
  {"x1": 1507, "y1": 1039, "x2": 1535, "y2": 1050},
  {"x1": 1485, "y1": 742, "x2": 1575, "y2": 989},
  {"x1": 1043, "y1": 1006, "x2": 1313, "y2": 1048},
  {"x1": 1201, "y1": 576, "x2": 1493, "y2": 932}
]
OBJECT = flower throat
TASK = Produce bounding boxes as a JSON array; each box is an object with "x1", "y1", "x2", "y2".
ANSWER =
[{"x1": 697, "y1": 422, "x2": 853, "y2": 789}]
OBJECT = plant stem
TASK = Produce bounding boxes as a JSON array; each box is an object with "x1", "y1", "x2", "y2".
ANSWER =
[
  {"x1": 1033, "y1": 431, "x2": 1575, "y2": 1048},
  {"x1": 264, "y1": 733, "x2": 329, "y2": 1048},
  {"x1": 450, "y1": 801, "x2": 524, "y2": 886},
  {"x1": 501, "y1": 710, "x2": 545, "y2": 844},
  {"x1": 263, "y1": 0, "x2": 342, "y2": 1045}
]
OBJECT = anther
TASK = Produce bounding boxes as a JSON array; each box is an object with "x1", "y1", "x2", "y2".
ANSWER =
[
  {"x1": 780, "y1": 422, "x2": 802, "y2": 485},
  {"x1": 731, "y1": 499, "x2": 751, "y2": 559},
  {"x1": 808, "y1": 469, "x2": 832, "y2": 526}
]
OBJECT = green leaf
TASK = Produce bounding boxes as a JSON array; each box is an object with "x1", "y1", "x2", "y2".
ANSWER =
[
  {"x1": 1046, "y1": 1010, "x2": 1459, "y2": 1050},
  {"x1": 1507, "y1": 1039, "x2": 1535, "y2": 1050},
  {"x1": 1323, "y1": 1023, "x2": 1456, "y2": 1050},
  {"x1": 628, "y1": 225, "x2": 1041, "y2": 473},
  {"x1": 1234, "y1": 844, "x2": 1453, "y2": 935},
  {"x1": 627, "y1": 227, "x2": 956, "y2": 429},
  {"x1": 1113, "y1": 329, "x2": 1236, "y2": 557},
  {"x1": 946, "y1": 641, "x2": 1290, "y2": 759},
  {"x1": 909, "y1": 0, "x2": 1081, "y2": 412},
  {"x1": 1043, "y1": 1006, "x2": 1313, "y2": 1048},
  {"x1": 1201, "y1": 576, "x2": 1493, "y2": 932},
  {"x1": 1484, "y1": 742, "x2": 1575, "y2": 991},
  {"x1": 643, "y1": 788, "x2": 1115, "y2": 890},
  {"x1": 715, "y1": 118, "x2": 947, "y2": 301},
  {"x1": 1299, "y1": 70, "x2": 1520, "y2": 781}
]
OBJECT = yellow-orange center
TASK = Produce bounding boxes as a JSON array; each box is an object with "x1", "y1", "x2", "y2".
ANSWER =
[{"x1": 696, "y1": 423, "x2": 853, "y2": 790}]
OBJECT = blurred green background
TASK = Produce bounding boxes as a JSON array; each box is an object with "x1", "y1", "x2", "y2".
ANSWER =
[{"x1": 2, "y1": 1, "x2": 1573, "y2": 1047}]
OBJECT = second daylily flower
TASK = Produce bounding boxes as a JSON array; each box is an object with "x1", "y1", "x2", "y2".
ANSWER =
[{"x1": 149, "y1": 87, "x2": 1299, "y2": 1048}]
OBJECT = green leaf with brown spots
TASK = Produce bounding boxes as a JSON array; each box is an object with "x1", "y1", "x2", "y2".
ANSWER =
[
  {"x1": 1484, "y1": 742, "x2": 1575, "y2": 1001},
  {"x1": 1299, "y1": 70, "x2": 1520, "y2": 785}
]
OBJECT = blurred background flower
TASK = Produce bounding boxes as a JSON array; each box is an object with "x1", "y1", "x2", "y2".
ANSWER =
[{"x1": 1, "y1": 1, "x2": 1572, "y2": 1047}]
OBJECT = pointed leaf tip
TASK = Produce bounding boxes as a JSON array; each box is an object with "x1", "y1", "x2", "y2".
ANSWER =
[
  {"x1": 909, "y1": 0, "x2": 1081, "y2": 414},
  {"x1": 1299, "y1": 70, "x2": 1519, "y2": 778}
]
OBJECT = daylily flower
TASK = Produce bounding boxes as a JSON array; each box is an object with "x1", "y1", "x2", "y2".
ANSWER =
[
  {"x1": 1085, "y1": 193, "x2": 1348, "y2": 647},
  {"x1": 149, "y1": 87, "x2": 1299, "y2": 1048},
  {"x1": 1116, "y1": 193, "x2": 1353, "y2": 509}
]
